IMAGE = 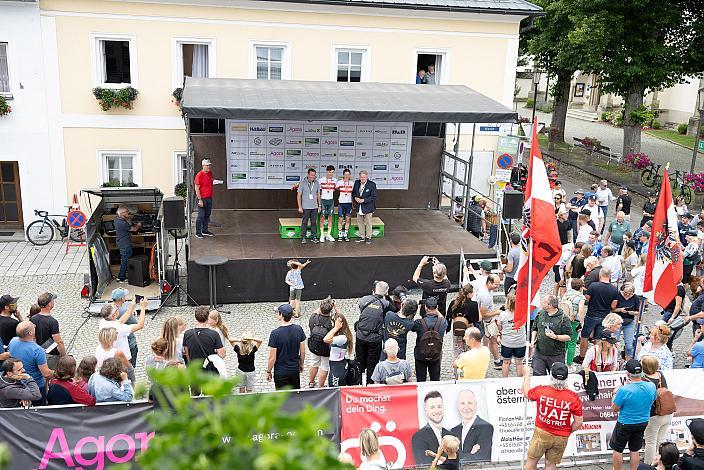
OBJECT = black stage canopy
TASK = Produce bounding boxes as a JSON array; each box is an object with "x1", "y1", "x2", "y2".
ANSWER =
[{"x1": 181, "y1": 77, "x2": 517, "y2": 123}]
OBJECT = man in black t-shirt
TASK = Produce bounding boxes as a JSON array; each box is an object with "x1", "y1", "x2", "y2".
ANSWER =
[
  {"x1": 580, "y1": 268, "x2": 618, "y2": 359},
  {"x1": 413, "y1": 256, "x2": 451, "y2": 317},
  {"x1": 615, "y1": 186, "x2": 632, "y2": 221},
  {"x1": 640, "y1": 192, "x2": 657, "y2": 228},
  {"x1": 267, "y1": 304, "x2": 306, "y2": 390},
  {"x1": 0, "y1": 295, "x2": 21, "y2": 348},
  {"x1": 31, "y1": 293, "x2": 65, "y2": 369},
  {"x1": 183, "y1": 306, "x2": 226, "y2": 373}
]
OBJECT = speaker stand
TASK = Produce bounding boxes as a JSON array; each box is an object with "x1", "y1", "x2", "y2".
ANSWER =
[{"x1": 151, "y1": 231, "x2": 198, "y2": 320}]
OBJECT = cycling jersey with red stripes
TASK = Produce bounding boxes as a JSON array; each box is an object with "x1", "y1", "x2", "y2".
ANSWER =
[
  {"x1": 337, "y1": 179, "x2": 353, "y2": 203},
  {"x1": 320, "y1": 177, "x2": 337, "y2": 200}
]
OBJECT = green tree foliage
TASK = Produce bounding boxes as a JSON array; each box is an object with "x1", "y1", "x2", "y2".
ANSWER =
[
  {"x1": 521, "y1": 0, "x2": 584, "y2": 143},
  {"x1": 568, "y1": 0, "x2": 704, "y2": 156},
  {"x1": 138, "y1": 365, "x2": 351, "y2": 470}
]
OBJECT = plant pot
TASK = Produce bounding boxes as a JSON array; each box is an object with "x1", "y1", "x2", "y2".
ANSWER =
[
  {"x1": 548, "y1": 141, "x2": 555, "y2": 151},
  {"x1": 630, "y1": 170, "x2": 640, "y2": 185}
]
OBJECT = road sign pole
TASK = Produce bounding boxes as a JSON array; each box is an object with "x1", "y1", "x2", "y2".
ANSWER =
[{"x1": 691, "y1": 109, "x2": 704, "y2": 173}]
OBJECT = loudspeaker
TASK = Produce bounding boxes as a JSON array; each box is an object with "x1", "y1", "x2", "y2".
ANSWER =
[
  {"x1": 162, "y1": 197, "x2": 185, "y2": 230},
  {"x1": 127, "y1": 255, "x2": 149, "y2": 287},
  {"x1": 502, "y1": 190, "x2": 524, "y2": 219}
]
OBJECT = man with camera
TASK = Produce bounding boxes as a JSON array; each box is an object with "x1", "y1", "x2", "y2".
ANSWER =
[
  {"x1": 356, "y1": 281, "x2": 395, "y2": 384},
  {"x1": 413, "y1": 256, "x2": 451, "y2": 318}
]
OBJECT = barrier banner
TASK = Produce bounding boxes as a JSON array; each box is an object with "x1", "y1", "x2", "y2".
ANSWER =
[
  {"x1": 0, "y1": 402, "x2": 152, "y2": 470},
  {"x1": 277, "y1": 388, "x2": 341, "y2": 443}
]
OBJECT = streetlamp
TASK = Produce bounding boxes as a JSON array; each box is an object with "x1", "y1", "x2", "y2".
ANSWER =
[
  {"x1": 691, "y1": 87, "x2": 704, "y2": 173},
  {"x1": 530, "y1": 70, "x2": 542, "y2": 126}
]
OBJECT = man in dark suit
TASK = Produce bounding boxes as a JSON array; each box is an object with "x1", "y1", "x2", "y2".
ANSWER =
[
  {"x1": 450, "y1": 389, "x2": 494, "y2": 462},
  {"x1": 352, "y1": 170, "x2": 377, "y2": 245},
  {"x1": 412, "y1": 390, "x2": 450, "y2": 465}
]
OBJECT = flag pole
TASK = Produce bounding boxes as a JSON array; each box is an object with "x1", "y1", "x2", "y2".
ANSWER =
[
  {"x1": 520, "y1": 230, "x2": 535, "y2": 468},
  {"x1": 632, "y1": 295, "x2": 646, "y2": 359}
]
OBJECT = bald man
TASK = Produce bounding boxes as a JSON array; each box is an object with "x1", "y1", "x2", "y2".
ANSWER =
[
  {"x1": 450, "y1": 389, "x2": 494, "y2": 461},
  {"x1": 7, "y1": 321, "x2": 53, "y2": 405}
]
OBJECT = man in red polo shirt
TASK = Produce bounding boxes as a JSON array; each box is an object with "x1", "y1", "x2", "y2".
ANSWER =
[
  {"x1": 195, "y1": 158, "x2": 214, "y2": 239},
  {"x1": 522, "y1": 362, "x2": 583, "y2": 470}
]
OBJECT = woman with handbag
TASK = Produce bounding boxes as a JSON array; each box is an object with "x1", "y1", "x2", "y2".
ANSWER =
[
  {"x1": 447, "y1": 284, "x2": 479, "y2": 361},
  {"x1": 323, "y1": 313, "x2": 354, "y2": 387},
  {"x1": 642, "y1": 356, "x2": 675, "y2": 465}
]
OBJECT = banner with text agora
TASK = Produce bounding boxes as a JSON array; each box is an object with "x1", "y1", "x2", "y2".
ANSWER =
[{"x1": 225, "y1": 120, "x2": 413, "y2": 190}]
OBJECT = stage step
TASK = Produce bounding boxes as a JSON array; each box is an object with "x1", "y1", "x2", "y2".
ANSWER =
[{"x1": 566, "y1": 108, "x2": 599, "y2": 122}]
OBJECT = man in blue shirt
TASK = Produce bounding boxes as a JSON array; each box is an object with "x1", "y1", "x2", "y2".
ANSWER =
[
  {"x1": 8, "y1": 321, "x2": 52, "y2": 405},
  {"x1": 610, "y1": 359, "x2": 656, "y2": 470}
]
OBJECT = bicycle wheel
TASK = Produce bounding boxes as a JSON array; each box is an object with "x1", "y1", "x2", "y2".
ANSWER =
[
  {"x1": 682, "y1": 185, "x2": 694, "y2": 205},
  {"x1": 69, "y1": 227, "x2": 86, "y2": 243},
  {"x1": 26, "y1": 220, "x2": 55, "y2": 246},
  {"x1": 641, "y1": 169, "x2": 655, "y2": 187}
]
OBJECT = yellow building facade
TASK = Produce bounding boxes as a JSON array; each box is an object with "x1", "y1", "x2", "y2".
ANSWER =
[{"x1": 40, "y1": 0, "x2": 539, "y2": 200}]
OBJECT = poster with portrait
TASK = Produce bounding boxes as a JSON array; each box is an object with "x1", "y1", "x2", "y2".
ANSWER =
[
  {"x1": 225, "y1": 120, "x2": 413, "y2": 190},
  {"x1": 414, "y1": 381, "x2": 493, "y2": 465}
]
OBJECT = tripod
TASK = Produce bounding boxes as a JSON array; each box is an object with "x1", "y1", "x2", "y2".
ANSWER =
[{"x1": 152, "y1": 230, "x2": 198, "y2": 320}]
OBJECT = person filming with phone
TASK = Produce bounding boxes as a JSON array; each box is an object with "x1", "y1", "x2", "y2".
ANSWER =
[{"x1": 413, "y1": 256, "x2": 451, "y2": 318}]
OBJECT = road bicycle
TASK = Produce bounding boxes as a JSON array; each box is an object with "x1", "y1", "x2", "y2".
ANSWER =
[
  {"x1": 640, "y1": 163, "x2": 663, "y2": 188},
  {"x1": 669, "y1": 170, "x2": 694, "y2": 205},
  {"x1": 26, "y1": 210, "x2": 86, "y2": 246}
]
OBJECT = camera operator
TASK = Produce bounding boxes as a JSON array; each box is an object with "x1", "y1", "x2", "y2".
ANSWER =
[
  {"x1": 413, "y1": 256, "x2": 451, "y2": 318},
  {"x1": 114, "y1": 206, "x2": 142, "y2": 283},
  {"x1": 356, "y1": 281, "x2": 396, "y2": 384}
]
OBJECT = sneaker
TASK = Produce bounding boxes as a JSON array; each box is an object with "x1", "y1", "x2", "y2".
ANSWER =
[
  {"x1": 301, "y1": 238, "x2": 307, "y2": 244},
  {"x1": 326, "y1": 233, "x2": 335, "y2": 242},
  {"x1": 355, "y1": 238, "x2": 366, "y2": 243},
  {"x1": 493, "y1": 360, "x2": 502, "y2": 370},
  {"x1": 337, "y1": 234, "x2": 343, "y2": 242},
  {"x1": 194, "y1": 233, "x2": 204, "y2": 239},
  {"x1": 572, "y1": 355, "x2": 584, "y2": 364},
  {"x1": 319, "y1": 235, "x2": 325, "y2": 243},
  {"x1": 365, "y1": 238, "x2": 372, "y2": 244},
  {"x1": 116, "y1": 278, "x2": 127, "y2": 284},
  {"x1": 311, "y1": 237, "x2": 319, "y2": 244},
  {"x1": 202, "y1": 231, "x2": 215, "y2": 237}
]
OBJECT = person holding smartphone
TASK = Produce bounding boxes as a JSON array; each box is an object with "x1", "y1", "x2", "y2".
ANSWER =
[
  {"x1": 614, "y1": 283, "x2": 640, "y2": 360},
  {"x1": 413, "y1": 256, "x2": 451, "y2": 318}
]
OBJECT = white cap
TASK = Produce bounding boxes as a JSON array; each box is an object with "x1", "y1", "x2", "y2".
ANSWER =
[{"x1": 201, "y1": 158, "x2": 211, "y2": 166}]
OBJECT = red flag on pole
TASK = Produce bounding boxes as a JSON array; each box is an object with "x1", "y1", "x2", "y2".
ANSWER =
[
  {"x1": 513, "y1": 119, "x2": 562, "y2": 329},
  {"x1": 643, "y1": 170, "x2": 683, "y2": 308}
]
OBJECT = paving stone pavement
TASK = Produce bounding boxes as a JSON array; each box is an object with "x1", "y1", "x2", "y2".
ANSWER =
[{"x1": 0, "y1": 241, "x2": 86, "y2": 277}]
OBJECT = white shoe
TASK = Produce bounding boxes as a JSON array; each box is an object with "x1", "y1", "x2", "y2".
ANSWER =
[
  {"x1": 326, "y1": 233, "x2": 335, "y2": 242},
  {"x1": 319, "y1": 235, "x2": 325, "y2": 243}
]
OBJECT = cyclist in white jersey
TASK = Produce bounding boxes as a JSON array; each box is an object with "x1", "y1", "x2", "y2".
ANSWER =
[
  {"x1": 336, "y1": 168, "x2": 354, "y2": 242},
  {"x1": 319, "y1": 165, "x2": 337, "y2": 242}
]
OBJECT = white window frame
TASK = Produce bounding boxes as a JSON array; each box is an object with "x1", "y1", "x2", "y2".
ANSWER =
[
  {"x1": 171, "y1": 37, "x2": 217, "y2": 89},
  {"x1": 0, "y1": 42, "x2": 11, "y2": 96},
  {"x1": 173, "y1": 151, "x2": 188, "y2": 186},
  {"x1": 96, "y1": 150, "x2": 142, "y2": 186},
  {"x1": 249, "y1": 41, "x2": 291, "y2": 80},
  {"x1": 331, "y1": 45, "x2": 370, "y2": 83},
  {"x1": 90, "y1": 33, "x2": 138, "y2": 89},
  {"x1": 412, "y1": 48, "x2": 451, "y2": 85}
]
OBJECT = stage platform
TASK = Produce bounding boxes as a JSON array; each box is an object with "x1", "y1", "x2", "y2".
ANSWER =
[{"x1": 187, "y1": 209, "x2": 494, "y2": 304}]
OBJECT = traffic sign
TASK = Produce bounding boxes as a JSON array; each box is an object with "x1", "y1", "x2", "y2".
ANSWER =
[
  {"x1": 67, "y1": 210, "x2": 87, "y2": 229},
  {"x1": 698, "y1": 140, "x2": 704, "y2": 152},
  {"x1": 497, "y1": 153, "x2": 514, "y2": 169}
]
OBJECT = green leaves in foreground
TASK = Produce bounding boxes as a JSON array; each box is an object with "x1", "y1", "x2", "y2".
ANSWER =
[{"x1": 137, "y1": 364, "x2": 351, "y2": 470}]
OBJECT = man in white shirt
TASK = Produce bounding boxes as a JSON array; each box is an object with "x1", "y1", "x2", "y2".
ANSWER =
[
  {"x1": 596, "y1": 180, "x2": 615, "y2": 233},
  {"x1": 98, "y1": 297, "x2": 147, "y2": 361},
  {"x1": 583, "y1": 195, "x2": 602, "y2": 228},
  {"x1": 449, "y1": 389, "x2": 494, "y2": 461},
  {"x1": 336, "y1": 168, "x2": 354, "y2": 242},
  {"x1": 600, "y1": 245, "x2": 621, "y2": 283},
  {"x1": 475, "y1": 275, "x2": 502, "y2": 369},
  {"x1": 318, "y1": 165, "x2": 337, "y2": 242},
  {"x1": 576, "y1": 214, "x2": 593, "y2": 243}
]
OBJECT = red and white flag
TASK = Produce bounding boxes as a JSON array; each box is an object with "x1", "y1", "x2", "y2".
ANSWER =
[
  {"x1": 644, "y1": 170, "x2": 683, "y2": 308},
  {"x1": 513, "y1": 118, "x2": 562, "y2": 330}
]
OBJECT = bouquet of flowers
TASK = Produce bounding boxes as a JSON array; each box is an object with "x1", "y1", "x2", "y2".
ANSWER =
[
  {"x1": 624, "y1": 152, "x2": 652, "y2": 170},
  {"x1": 685, "y1": 173, "x2": 704, "y2": 192}
]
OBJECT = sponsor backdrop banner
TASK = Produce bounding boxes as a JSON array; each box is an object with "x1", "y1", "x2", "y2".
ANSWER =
[
  {"x1": 225, "y1": 120, "x2": 412, "y2": 189},
  {"x1": 0, "y1": 389, "x2": 339, "y2": 470},
  {"x1": 2, "y1": 371, "x2": 702, "y2": 469}
]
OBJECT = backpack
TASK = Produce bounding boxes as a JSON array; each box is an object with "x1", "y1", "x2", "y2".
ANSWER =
[
  {"x1": 308, "y1": 314, "x2": 333, "y2": 357},
  {"x1": 355, "y1": 297, "x2": 385, "y2": 342},
  {"x1": 655, "y1": 376, "x2": 677, "y2": 416},
  {"x1": 419, "y1": 317, "x2": 443, "y2": 362},
  {"x1": 452, "y1": 315, "x2": 470, "y2": 337},
  {"x1": 346, "y1": 358, "x2": 363, "y2": 386}
]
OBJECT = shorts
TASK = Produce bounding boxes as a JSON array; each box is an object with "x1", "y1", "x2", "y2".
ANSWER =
[
  {"x1": 527, "y1": 427, "x2": 569, "y2": 464},
  {"x1": 238, "y1": 370, "x2": 256, "y2": 390},
  {"x1": 581, "y1": 315, "x2": 605, "y2": 339},
  {"x1": 310, "y1": 353, "x2": 330, "y2": 371},
  {"x1": 289, "y1": 288, "x2": 302, "y2": 301},
  {"x1": 338, "y1": 202, "x2": 353, "y2": 218},
  {"x1": 321, "y1": 199, "x2": 334, "y2": 217},
  {"x1": 501, "y1": 345, "x2": 526, "y2": 360},
  {"x1": 609, "y1": 421, "x2": 648, "y2": 453}
]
